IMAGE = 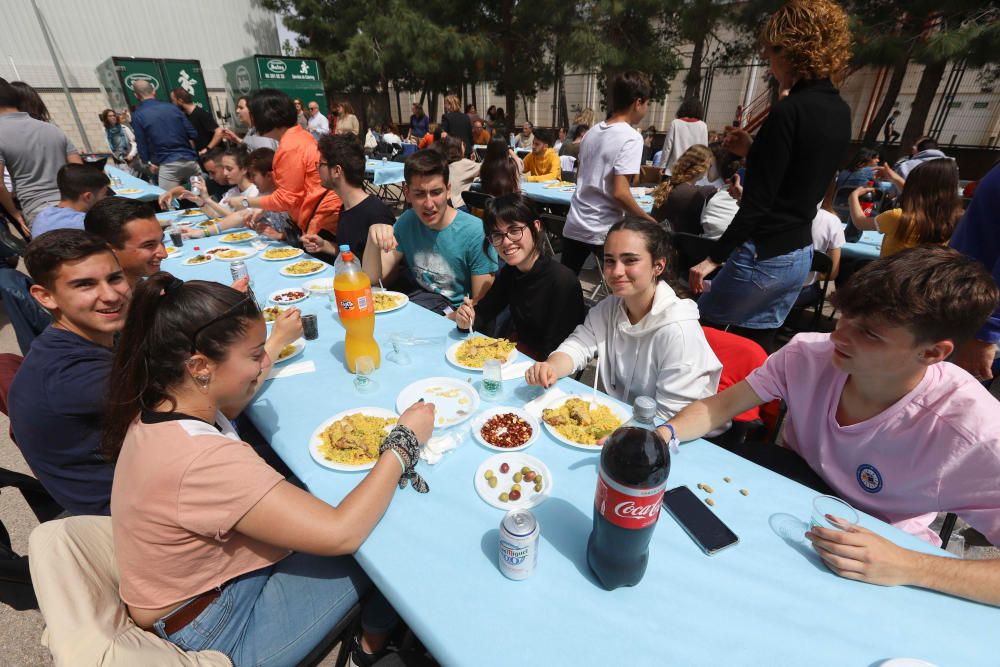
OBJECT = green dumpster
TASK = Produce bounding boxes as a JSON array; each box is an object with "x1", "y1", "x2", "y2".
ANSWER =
[
  {"x1": 97, "y1": 57, "x2": 212, "y2": 113},
  {"x1": 223, "y1": 55, "x2": 327, "y2": 117}
]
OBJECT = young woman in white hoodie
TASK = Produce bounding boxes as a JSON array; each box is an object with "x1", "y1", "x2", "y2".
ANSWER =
[{"x1": 525, "y1": 219, "x2": 722, "y2": 420}]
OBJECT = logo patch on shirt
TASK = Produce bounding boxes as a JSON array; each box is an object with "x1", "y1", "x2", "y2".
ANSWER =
[{"x1": 856, "y1": 464, "x2": 882, "y2": 493}]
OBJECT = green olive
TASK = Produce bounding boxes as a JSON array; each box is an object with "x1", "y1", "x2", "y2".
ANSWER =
[
  {"x1": 484, "y1": 470, "x2": 495, "y2": 480},
  {"x1": 521, "y1": 466, "x2": 531, "y2": 475},
  {"x1": 499, "y1": 492, "x2": 509, "y2": 502},
  {"x1": 534, "y1": 482, "x2": 543, "y2": 493},
  {"x1": 488, "y1": 477, "x2": 497, "y2": 488},
  {"x1": 534, "y1": 474, "x2": 543, "y2": 484},
  {"x1": 513, "y1": 472, "x2": 523, "y2": 483},
  {"x1": 511, "y1": 483, "x2": 521, "y2": 492}
]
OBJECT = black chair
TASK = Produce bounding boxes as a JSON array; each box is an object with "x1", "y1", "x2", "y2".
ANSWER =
[
  {"x1": 539, "y1": 213, "x2": 565, "y2": 256},
  {"x1": 784, "y1": 250, "x2": 833, "y2": 333},
  {"x1": 462, "y1": 190, "x2": 493, "y2": 217}
]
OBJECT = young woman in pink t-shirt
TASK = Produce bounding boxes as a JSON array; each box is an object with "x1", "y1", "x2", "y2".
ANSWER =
[{"x1": 102, "y1": 273, "x2": 434, "y2": 666}]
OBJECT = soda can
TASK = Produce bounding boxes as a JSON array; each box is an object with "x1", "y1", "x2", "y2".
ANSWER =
[
  {"x1": 499, "y1": 509, "x2": 538, "y2": 580},
  {"x1": 301, "y1": 313, "x2": 319, "y2": 340},
  {"x1": 230, "y1": 260, "x2": 248, "y2": 283}
]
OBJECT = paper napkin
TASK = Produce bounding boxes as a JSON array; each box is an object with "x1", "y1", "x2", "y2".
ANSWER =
[
  {"x1": 501, "y1": 361, "x2": 532, "y2": 381},
  {"x1": 266, "y1": 361, "x2": 316, "y2": 380},
  {"x1": 523, "y1": 386, "x2": 568, "y2": 420},
  {"x1": 420, "y1": 432, "x2": 460, "y2": 465}
]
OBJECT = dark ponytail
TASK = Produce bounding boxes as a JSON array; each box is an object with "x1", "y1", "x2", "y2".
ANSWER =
[{"x1": 101, "y1": 272, "x2": 260, "y2": 461}]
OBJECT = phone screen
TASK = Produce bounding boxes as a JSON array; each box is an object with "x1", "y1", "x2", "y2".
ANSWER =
[{"x1": 662, "y1": 486, "x2": 739, "y2": 555}]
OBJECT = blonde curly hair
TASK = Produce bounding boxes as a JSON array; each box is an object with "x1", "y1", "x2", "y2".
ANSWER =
[
  {"x1": 652, "y1": 145, "x2": 714, "y2": 208},
  {"x1": 760, "y1": 0, "x2": 851, "y2": 84}
]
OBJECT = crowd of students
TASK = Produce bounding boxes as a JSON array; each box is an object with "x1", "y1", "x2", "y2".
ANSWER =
[{"x1": 1, "y1": 0, "x2": 1000, "y2": 664}]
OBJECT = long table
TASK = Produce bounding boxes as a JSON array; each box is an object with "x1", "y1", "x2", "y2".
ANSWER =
[
  {"x1": 167, "y1": 239, "x2": 997, "y2": 666},
  {"x1": 105, "y1": 165, "x2": 163, "y2": 202},
  {"x1": 841, "y1": 226, "x2": 883, "y2": 261},
  {"x1": 365, "y1": 159, "x2": 406, "y2": 186},
  {"x1": 518, "y1": 181, "x2": 654, "y2": 213}
]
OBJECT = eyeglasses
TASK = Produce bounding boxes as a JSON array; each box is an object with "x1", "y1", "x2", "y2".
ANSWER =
[
  {"x1": 188, "y1": 291, "x2": 259, "y2": 354},
  {"x1": 489, "y1": 225, "x2": 527, "y2": 245}
]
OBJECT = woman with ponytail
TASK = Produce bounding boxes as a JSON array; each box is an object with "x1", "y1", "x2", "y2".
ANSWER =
[
  {"x1": 650, "y1": 144, "x2": 716, "y2": 235},
  {"x1": 105, "y1": 272, "x2": 434, "y2": 666}
]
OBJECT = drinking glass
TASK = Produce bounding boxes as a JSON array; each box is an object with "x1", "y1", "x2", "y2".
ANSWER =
[
  {"x1": 480, "y1": 359, "x2": 503, "y2": 399},
  {"x1": 386, "y1": 333, "x2": 411, "y2": 365},
  {"x1": 354, "y1": 356, "x2": 378, "y2": 393},
  {"x1": 810, "y1": 495, "x2": 859, "y2": 531}
]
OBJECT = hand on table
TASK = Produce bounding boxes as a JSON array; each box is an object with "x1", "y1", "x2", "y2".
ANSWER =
[
  {"x1": 806, "y1": 520, "x2": 918, "y2": 587},
  {"x1": 182, "y1": 227, "x2": 206, "y2": 239},
  {"x1": 269, "y1": 307, "x2": 303, "y2": 347},
  {"x1": 455, "y1": 296, "x2": 475, "y2": 331},
  {"x1": 525, "y1": 361, "x2": 558, "y2": 388},
  {"x1": 302, "y1": 233, "x2": 335, "y2": 255},
  {"x1": 952, "y1": 338, "x2": 997, "y2": 381},
  {"x1": 397, "y1": 401, "x2": 436, "y2": 444},
  {"x1": 688, "y1": 258, "x2": 720, "y2": 294},
  {"x1": 368, "y1": 224, "x2": 398, "y2": 253},
  {"x1": 722, "y1": 126, "x2": 752, "y2": 157}
]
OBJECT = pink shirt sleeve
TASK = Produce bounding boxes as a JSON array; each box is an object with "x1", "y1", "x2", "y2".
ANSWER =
[
  {"x1": 745, "y1": 341, "x2": 793, "y2": 403},
  {"x1": 177, "y1": 437, "x2": 284, "y2": 541}
]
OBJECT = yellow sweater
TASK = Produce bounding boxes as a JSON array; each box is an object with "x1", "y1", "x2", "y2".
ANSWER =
[{"x1": 523, "y1": 148, "x2": 561, "y2": 182}]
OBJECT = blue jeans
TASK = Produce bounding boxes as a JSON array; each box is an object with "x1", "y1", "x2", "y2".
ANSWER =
[
  {"x1": 0, "y1": 267, "x2": 52, "y2": 354},
  {"x1": 697, "y1": 241, "x2": 813, "y2": 329},
  {"x1": 154, "y1": 552, "x2": 397, "y2": 667}
]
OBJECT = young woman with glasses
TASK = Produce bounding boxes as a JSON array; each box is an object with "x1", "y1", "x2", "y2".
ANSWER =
[
  {"x1": 102, "y1": 272, "x2": 435, "y2": 666},
  {"x1": 454, "y1": 193, "x2": 585, "y2": 360}
]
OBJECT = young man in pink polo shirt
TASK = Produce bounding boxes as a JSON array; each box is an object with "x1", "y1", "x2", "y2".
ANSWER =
[{"x1": 662, "y1": 245, "x2": 1000, "y2": 606}]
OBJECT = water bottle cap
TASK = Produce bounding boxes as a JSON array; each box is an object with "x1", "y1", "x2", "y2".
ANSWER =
[
  {"x1": 339, "y1": 244, "x2": 350, "y2": 252},
  {"x1": 633, "y1": 396, "x2": 656, "y2": 420},
  {"x1": 341, "y1": 251, "x2": 355, "y2": 262}
]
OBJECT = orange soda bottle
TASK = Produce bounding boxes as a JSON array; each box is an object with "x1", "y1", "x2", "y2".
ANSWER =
[{"x1": 333, "y1": 250, "x2": 380, "y2": 372}]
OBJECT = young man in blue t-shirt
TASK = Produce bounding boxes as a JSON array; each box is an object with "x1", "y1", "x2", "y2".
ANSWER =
[
  {"x1": 362, "y1": 149, "x2": 497, "y2": 315},
  {"x1": 31, "y1": 164, "x2": 111, "y2": 236},
  {"x1": 8, "y1": 229, "x2": 131, "y2": 515}
]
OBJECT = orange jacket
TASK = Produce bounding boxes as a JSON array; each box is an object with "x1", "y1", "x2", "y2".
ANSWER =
[{"x1": 257, "y1": 125, "x2": 341, "y2": 235}]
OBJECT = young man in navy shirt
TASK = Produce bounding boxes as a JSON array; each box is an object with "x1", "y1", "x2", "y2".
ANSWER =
[{"x1": 9, "y1": 230, "x2": 131, "y2": 515}]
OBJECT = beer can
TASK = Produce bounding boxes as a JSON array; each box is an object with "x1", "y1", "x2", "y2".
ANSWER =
[
  {"x1": 301, "y1": 313, "x2": 319, "y2": 340},
  {"x1": 229, "y1": 260, "x2": 248, "y2": 283},
  {"x1": 499, "y1": 509, "x2": 538, "y2": 580}
]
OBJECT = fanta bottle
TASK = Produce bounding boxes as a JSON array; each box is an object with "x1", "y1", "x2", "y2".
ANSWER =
[{"x1": 334, "y1": 250, "x2": 380, "y2": 372}]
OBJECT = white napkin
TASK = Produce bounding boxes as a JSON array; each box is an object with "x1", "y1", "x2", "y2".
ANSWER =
[
  {"x1": 501, "y1": 360, "x2": 532, "y2": 381},
  {"x1": 266, "y1": 361, "x2": 316, "y2": 380},
  {"x1": 523, "y1": 386, "x2": 568, "y2": 419},
  {"x1": 420, "y1": 432, "x2": 460, "y2": 465}
]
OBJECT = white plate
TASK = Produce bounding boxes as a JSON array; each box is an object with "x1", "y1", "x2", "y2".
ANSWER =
[
  {"x1": 373, "y1": 288, "x2": 409, "y2": 314},
  {"x1": 304, "y1": 277, "x2": 335, "y2": 294},
  {"x1": 260, "y1": 247, "x2": 305, "y2": 262},
  {"x1": 308, "y1": 406, "x2": 399, "y2": 472},
  {"x1": 162, "y1": 247, "x2": 184, "y2": 259},
  {"x1": 262, "y1": 305, "x2": 287, "y2": 327},
  {"x1": 268, "y1": 287, "x2": 311, "y2": 305},
  {"x1": 182, "y1": 253, "x2": 215, "y2": 266},
  {"x1": 539, "y1": 393, "x2": 631, "y2": 451},
  {"x1": 396, "y1": 377, "x2": 480, "y2": 430},
  {"x1": 470, "y1": 406, "x2": 539, "y2": 452},
  {"x1": 114, "y1": 187, "x2": 142, "y2": 194},
  {"x1": 879, "y1": 661, "x2": 938, "y2": 667},
  {"x1": 445, "y1": 336, "x2": 517, "y2": 372},
  {"x1": 209, "y1": 246, "x2": 258, "y2": 262},
  {"x1": 180, "y1": 208, "x2": 204, "y2": 217},
  {"x1": 274, "y1": 337, "x2": 306, "y2": 364},
  {"x1": 474, "y1": 453, "x2": 552, "y2": 510},
  {"x1": 280, "y1": 260, "x2": 328, "y2": 278},
  {"x1": 219, "y1": 230, "x2": 258, "y2": 244}
]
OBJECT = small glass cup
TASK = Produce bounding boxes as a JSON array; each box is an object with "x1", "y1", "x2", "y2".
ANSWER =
[
  {"x1": 387, "y1": 332, "x2": 411, "y2": 365},
  {"x1": 480, "y1": 358, "x2": 503, "y2": 400},
  {"x1": 810, "y1": 495, "x2": 859, "y2": 531},
  {"x1": 353, "y1": 356, "x2": 378, "y2": 393},
  {"x1": 251, "y1": 236, "x2": 268, "y2": 253}
]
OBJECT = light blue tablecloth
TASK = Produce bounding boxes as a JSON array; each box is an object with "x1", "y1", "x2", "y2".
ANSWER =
[
  {"x1": 842, "y1": 225, "x2": 883, "y2": 260},
  {"x1": 165, "y1": 249, "x2": 999, "y2": 667},
  {"x1": 520, "y1": 181, "x2": 654, "y2": 213},
  {"x1": 365, "y1": 159, "x2": 406, "y2": 186},
  {"x1": 105, "y1": 165, "x2": 164, "y2": 202}
]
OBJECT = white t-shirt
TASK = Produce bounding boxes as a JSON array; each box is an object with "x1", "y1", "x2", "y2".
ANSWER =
[
  {"x1": 220, "y1": 183, "x2": 259, "y2": 209},
  {"x1": 700, "y1": 190, "x2": 740, "y2": 240},
  {"x1": 804, "y1": 209, "x2": 845, "y2": 286},
  {"x1": 564, "y1": 121, "x2": 644, "y2": 245}
]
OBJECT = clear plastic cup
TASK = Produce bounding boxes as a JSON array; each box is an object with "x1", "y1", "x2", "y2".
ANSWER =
[
  {"x1": 353, "y1": 356, "x2": 378, "y2": 394},
  {"x1": 480, "y1": 358, "x2": 503, "y2": 399},
  {"x1": 811, "y1": 495, "x2": 859, "y2": 531}
]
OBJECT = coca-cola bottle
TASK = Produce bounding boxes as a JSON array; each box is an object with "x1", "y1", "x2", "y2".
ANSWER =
[
  {"x1": 587, "y1": 396, "x2": 670, "y2": 590},
  {"x1": 859, "y1": 180, "x2": 877, "y2": 216}
]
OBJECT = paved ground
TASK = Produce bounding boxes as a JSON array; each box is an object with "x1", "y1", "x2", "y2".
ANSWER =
[{"x1": 1, "y1": 260, "x2": 996, "y2": 665}]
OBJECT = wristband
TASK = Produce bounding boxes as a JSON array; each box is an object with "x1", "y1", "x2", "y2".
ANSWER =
[
  {"x1": 387, "y1": 448, "x2": 405, "y2": 473},
  {"x1": 664, "y1": 424, "x2": 680, "y2": 456}
]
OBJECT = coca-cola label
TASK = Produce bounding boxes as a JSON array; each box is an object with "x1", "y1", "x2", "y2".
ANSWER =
[{"x1": 594, "y1": 468, "x2": 667, "y2": 530}]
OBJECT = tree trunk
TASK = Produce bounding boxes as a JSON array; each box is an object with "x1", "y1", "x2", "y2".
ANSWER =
[
  {"x1": 558, "y1": 71, "x2": 569, "y2": 130},
  {"x1": 862, "y1": 56, "x2": 910, "y2": 145},
  {"x1": 900, "y1": 59, "x2": 947, "y2": 151},
  {"x1": 683, "y1": 34, "x2": 705, "y2": 101},
  {"x1": 429, "y1": 91, "x2": 439, "y2": 124},
  {"x1": 395, "y1": 86, "x2": 402, "y2": 127}
]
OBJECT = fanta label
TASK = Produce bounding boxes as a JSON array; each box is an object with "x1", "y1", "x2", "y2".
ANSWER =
[{"x1": 336, "y1": 287, "x2": 373, "y2": 319}]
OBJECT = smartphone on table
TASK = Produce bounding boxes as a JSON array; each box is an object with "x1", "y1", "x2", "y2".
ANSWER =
[{"x1": 662, "y1": 485, "x2": 739, "y2": 556}]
